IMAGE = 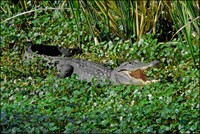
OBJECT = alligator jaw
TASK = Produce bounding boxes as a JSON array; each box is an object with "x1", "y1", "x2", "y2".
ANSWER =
[{"x1": 122, "y1": 69, "x2": 160, "y2": 85}]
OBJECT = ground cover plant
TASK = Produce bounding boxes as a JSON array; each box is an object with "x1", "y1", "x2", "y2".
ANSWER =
[{"x1": 0, "y1": 0, "x2": 199, "y2": 133}]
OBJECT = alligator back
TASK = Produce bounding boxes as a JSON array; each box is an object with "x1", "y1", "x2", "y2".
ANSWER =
[{"x1": 24, "y1": 44, "x2": 112, "y2": 83}]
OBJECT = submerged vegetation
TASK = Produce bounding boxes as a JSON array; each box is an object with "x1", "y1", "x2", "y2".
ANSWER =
[{"x1": 0, "y1": 0, "x2": 199, "y2": 133}]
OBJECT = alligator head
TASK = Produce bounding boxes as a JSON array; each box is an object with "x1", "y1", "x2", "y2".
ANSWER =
[{"x1": 111, "y1": 60, "x2": 160, "y2": 85}]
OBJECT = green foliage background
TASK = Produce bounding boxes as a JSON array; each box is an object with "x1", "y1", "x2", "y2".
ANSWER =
[{"x1": 0, "y1": 0, "x2": 199, "y2": 133}]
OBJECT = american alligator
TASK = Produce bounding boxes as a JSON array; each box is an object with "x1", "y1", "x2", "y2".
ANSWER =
[{"x1": 24, "y1": 44, "x2": 160, "y2": 85}]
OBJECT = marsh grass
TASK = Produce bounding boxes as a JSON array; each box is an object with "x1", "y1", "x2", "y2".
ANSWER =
[
  {"x1": 169, "y1": 1, "x2": 199, "y2": 68},
  {"x1": 0, "y1": 0, "x2": 199, "y2": 133}
]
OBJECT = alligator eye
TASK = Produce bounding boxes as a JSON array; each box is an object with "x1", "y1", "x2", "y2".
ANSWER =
[{"x1": 54, "y1": 61, "x2": 59, "y2": 66}]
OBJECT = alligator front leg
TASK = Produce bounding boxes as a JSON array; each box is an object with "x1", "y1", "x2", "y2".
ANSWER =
[{"x1": 58, "y1": 64, "x2": 74, "y2": 78}]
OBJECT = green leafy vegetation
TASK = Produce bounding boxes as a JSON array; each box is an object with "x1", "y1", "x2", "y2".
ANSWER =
[{"x1": 0, "y1": 0, "x2": 199, "y2": 133}]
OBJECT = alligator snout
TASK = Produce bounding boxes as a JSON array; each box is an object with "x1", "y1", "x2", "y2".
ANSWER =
[{"x1": 111, "y1": 60, "x2": 160, "y2": 85}]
